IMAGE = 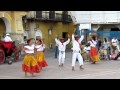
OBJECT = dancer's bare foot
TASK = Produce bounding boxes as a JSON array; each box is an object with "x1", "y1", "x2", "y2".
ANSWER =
[
  {"x1": 31, "y1": 74, "x2": 36, "y2": 77},
  {"x1": 80, "y1": 65, "x2": 84, "y2": 70},
  {"x1": 91, "y1": 62, "x2": 95, "y2": 64},
  {"x1": 59, "y1": 65, "x2": 61, "y2": 67},
  {"x1": 61, "y1": 64, "x2": 63, "y2": 67},
  {"x1": 25, "y1": 72, "x2": 27, "y2": 77},
  {"x1": 72, "y1": 67, "x2": 75, "y2": 71}
]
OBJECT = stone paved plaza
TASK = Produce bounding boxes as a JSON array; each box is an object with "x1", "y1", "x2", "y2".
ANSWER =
[{"x1": 0, "y1": 49, "x2": 120, "y2": 79}]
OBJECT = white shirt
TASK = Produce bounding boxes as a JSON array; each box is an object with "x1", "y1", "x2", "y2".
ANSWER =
[
  {"x1": 84, "y1": 46, "x2": 91, "y2": 53},
  {"x1": 24, "y1": 45, "x2": 35, "y2": 54},
  {"x1": 103, "y1": 42, "x2": 110, "y2": 49},
  {"x1": 4, "y1": 36, "x2": 12, "y2": 42},
  {"x1": 55, "y1": 38, "x2": 70, "y2": 51},
  {"x1": 72, "y1": 34, "x2": 84, "y2": 53},
  {"x1": 35, "y1": 44, "x2": 45, "y2": 52},
  {"x1": 112, "y1": 38, "x2": 118, "y2": 46},
  {"x1": 89, "y1": 40, "x2": 97, "y2": 47},
  {"x1": 55, "y1": 38, "x2": 59, "y2": 46}
]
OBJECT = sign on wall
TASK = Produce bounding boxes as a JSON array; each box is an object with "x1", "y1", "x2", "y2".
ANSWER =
[
  {"x1": 35, "y1": 30, "x2": 42, "y2": 37},
  {"x1": 79, "y1": 24, "x2": 91, "y2": 30}
]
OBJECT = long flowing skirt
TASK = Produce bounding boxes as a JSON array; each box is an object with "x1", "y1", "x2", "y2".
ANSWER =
[
  {"x1": 22, "y1": 54, "x2": 41, "y2": 74},
  {"x1": 89, "y1": 47, "x2": 100, "y2": 62},
  {"x1": 36, "y1": 52, "x2": 48, "y2": 67}
]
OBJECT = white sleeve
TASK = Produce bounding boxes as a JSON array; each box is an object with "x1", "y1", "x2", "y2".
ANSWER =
[
  {"x1": 112, "y1": 39, "x2": 114, "y2": 42},
  {"x1": 55, "y1": 38, "x2": 60, "y2": 45},
  {"x1": 42, "y1": 44, "x2": 46, "y2": 49},
  {"x1": 78, "y1": 35, "x2": 84, "y2": 43},
  {"x1": 83, "y1": 47, "x2": 87, "y2": 52},
  {"x1": 72, "y1": 34, "x2": 76, "y2": 42},
  {"x1": 9, "y1": 38, "x2": 12, "y2": 41},
  {"x1": 64, "y1": 38, "x2": 70, "y2": 45},
  {"x1": 35, "y1": 45, "x2": 41, "y2": 49},
  {"x1": 24, "y1": 46, "x2": 27, "y2": 49},
  {"x1": 89, "y1": 41, "x2": 95, "y2": 47},
  {"x1": 92, "y1": 40, "x2": 97, "y2": 46},
  {"x1": 4, "y1": 37, "x2": 6, "y2": 41}
]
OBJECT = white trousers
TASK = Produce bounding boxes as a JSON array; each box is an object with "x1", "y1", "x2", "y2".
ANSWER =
[
  {"x1": 58, "y1": 51, "x2": 65, "y2": 65},
  {"x1": 72, "y1": 52, "x2": 83, "y2": 67}
]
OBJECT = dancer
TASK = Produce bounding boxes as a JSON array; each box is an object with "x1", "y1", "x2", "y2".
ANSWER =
[
  {"x1": 89, "y1": 36, "x2": 100, "y2": 64},
  {"x1": 22, "y1": 38, "x2": 40, "y2": 77},
  {"x1": 71, "y1": 33, "x2": 84, "y2": 71},
  {"x1": 35, "y1": 38, "x2": 48, "y2": 68},
  {"x1": 55, "y1": 34, "x2": 70, "y2": 67}
]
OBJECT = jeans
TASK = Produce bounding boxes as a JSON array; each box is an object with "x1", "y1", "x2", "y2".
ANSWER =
[
  {"x1": 107, "y1": 48, "x2": 111, "y2": 60},
  {"x1": 96, "y1": 46, "x2": 99, "y2": 51},
  {"x1": 55, "y1": 46, "x2": 59, "y2": 58}
]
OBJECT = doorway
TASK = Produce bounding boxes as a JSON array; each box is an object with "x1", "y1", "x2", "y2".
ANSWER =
[{"x1": 62, "y1": 32, "x2": 68, "y2": 40}]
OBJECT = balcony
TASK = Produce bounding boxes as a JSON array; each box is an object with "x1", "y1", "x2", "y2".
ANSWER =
[{"x1": 24, "y1": 11, "x2": 72, "y2": 23}]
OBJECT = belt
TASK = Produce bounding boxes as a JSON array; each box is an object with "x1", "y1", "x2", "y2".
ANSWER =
[
  {"x1": 60, "y1": 51, "x2": 65, "y2": 53},
  {"x1": 73, "y1": 50, "x2": 80, "y2": 53}
]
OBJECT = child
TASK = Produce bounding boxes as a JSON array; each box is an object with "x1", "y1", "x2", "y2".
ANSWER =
[{"x1": 83, "y1": 44, "x2": 91, "y2": 62}]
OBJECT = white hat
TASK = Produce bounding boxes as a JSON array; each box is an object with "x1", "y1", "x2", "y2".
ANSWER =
[{"x1": 6, "y1": 33, "x2": 10, "y2": 35}]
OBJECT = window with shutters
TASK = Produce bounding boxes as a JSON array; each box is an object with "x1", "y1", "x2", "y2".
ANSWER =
[
  {"x1": 49, "y1": 11, "x2": 55, "y2": 20},
  {"x1": 36, "y1": 11, "x2": 42, "y2": 19},
  {"x1": 62, "y1": 11, "x2": 68, "y2": 21}
]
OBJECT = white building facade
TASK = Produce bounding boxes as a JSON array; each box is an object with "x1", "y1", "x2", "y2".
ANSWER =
[{"x1": 70, "y1": 11, "x2": 120, "y2": 40}]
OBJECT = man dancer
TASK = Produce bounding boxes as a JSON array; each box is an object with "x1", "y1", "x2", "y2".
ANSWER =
[
  {"x1": 72, "y1": 32, "x2": 84, "y2": 71},
  {"x1": 55, "y1": 34, "x2": 70, "y2": 67}
]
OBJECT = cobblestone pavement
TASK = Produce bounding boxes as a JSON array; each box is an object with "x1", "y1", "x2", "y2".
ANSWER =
[{"x1": 0, "y1": 49, "x2": 120, "y2": 79}]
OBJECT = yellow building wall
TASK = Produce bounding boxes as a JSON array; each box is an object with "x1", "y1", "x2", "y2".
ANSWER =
[
  {"x1": 0, "y1": 11, "x2": 27, "y2": 34},
  {"x1": 0, "y1": 19, "x2": 6, "y2": 37},
  {"x1": 36, "y1": 21, "x2": 75, "y2": 48},
  {"x1": 0, "y1": 11, "x2": 27, "y2": 42},
  {"x1": 14, "y1": 11, "x2": 28, "y2": 34}
]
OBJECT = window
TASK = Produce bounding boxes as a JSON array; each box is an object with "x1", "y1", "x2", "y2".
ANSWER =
[
  {"x1": 49, "y1": 11, "x2": 55, "y2": 19},
  {"x1": 62, "y1": 11, "x2": 68, "y2": 21},
  {"x1": 36, "y1": 11, "x2": 42, "y2": 19}
]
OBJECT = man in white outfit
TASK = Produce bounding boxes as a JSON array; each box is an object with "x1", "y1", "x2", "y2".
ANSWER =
[
  {"x1": 72, "y1": 33, "x2": 84, "y2": 71},
  {"x1": 55, "y1": 34, "x2": 70, "y2": 67},
  {"x1": 4, "y1": 33, "x2": 12, "y2": 42}
]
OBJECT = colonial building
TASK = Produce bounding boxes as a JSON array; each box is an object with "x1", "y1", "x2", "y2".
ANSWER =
[
  {"x1": 0, "y1": 11, "x2": 27, "y2": 42},
  {"x1": 22, "y1": 11, "x2": 75, "y2": 48}
]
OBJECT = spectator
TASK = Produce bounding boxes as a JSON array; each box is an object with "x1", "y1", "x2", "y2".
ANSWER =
[{"x1": 4, "y1": 33, "x2": 12, "y2": 42}]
